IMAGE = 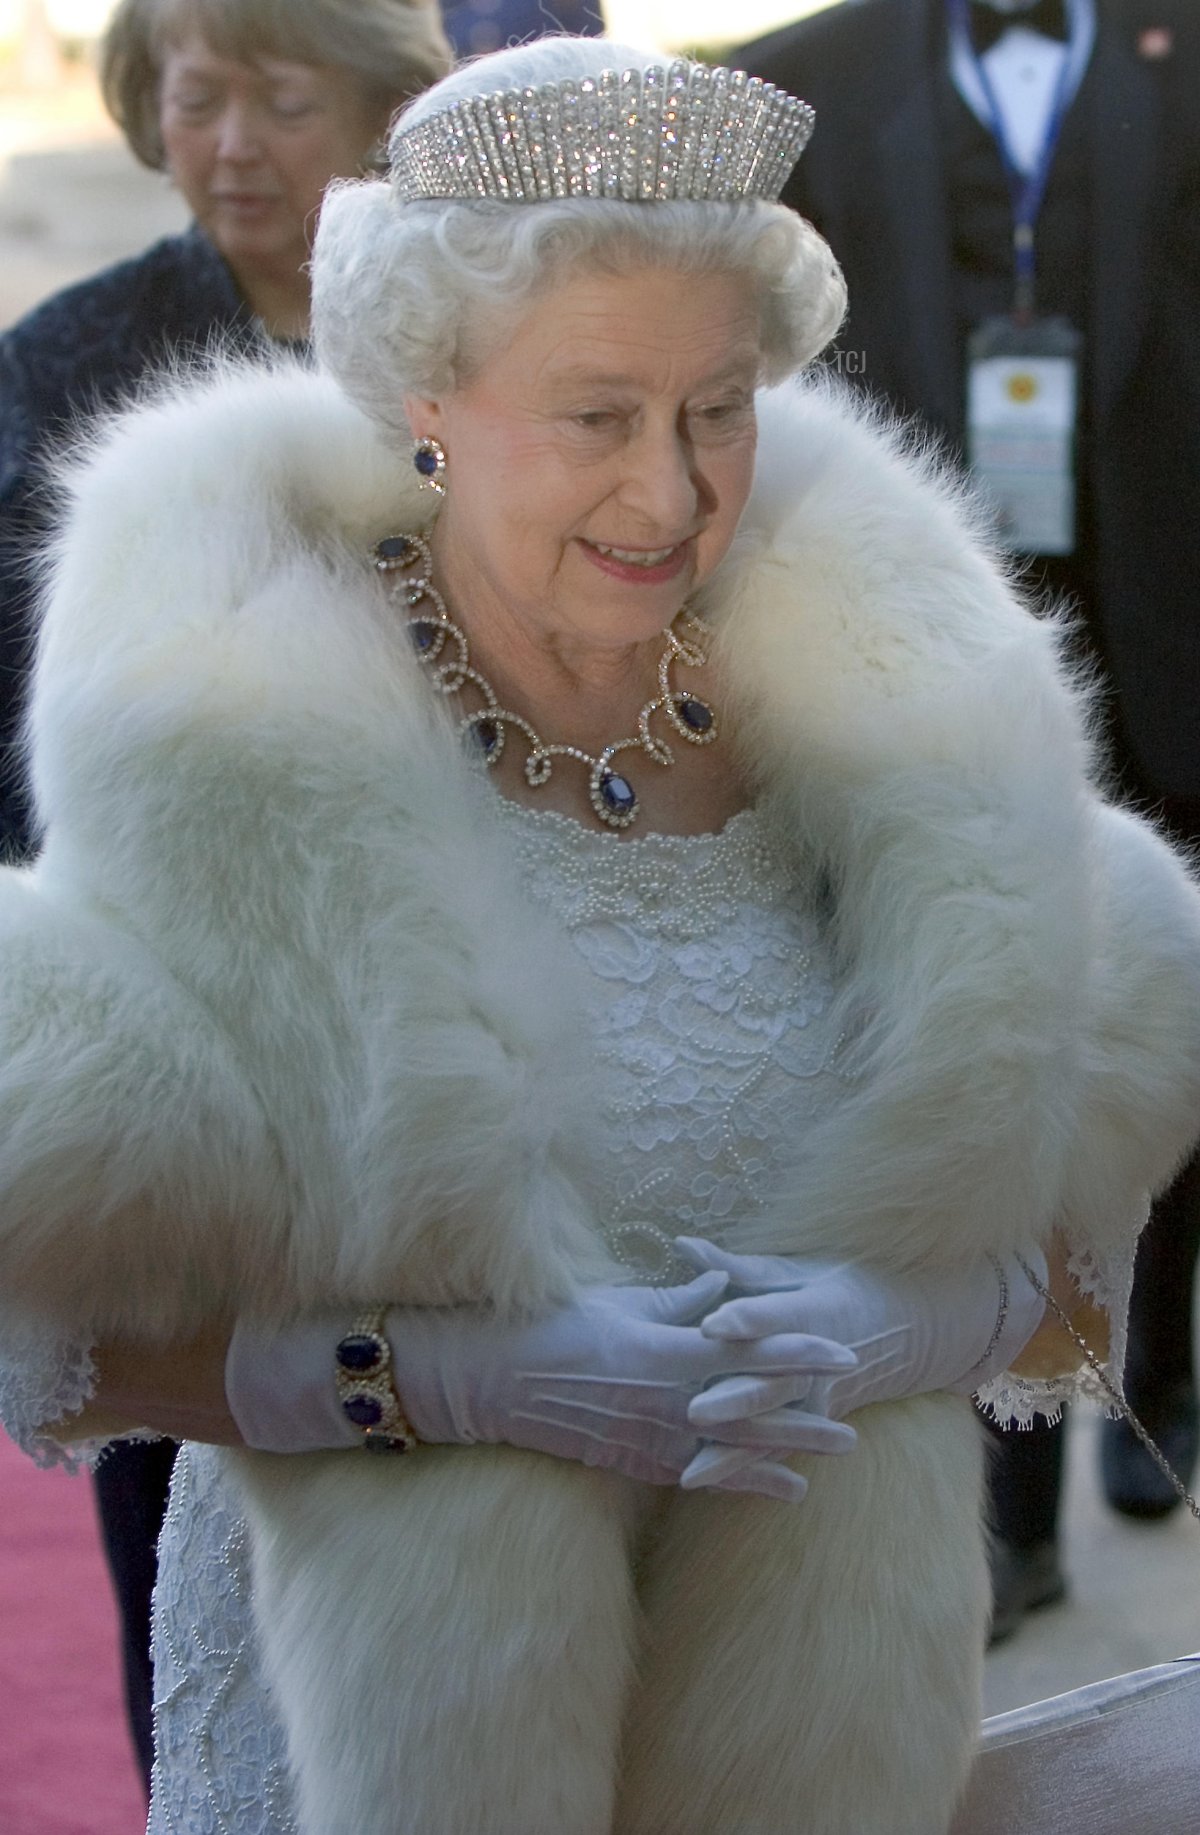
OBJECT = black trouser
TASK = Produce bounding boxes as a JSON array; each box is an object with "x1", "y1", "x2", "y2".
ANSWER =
[
  {"x1": 93, "y1": 1438, "x2": 178, "y2": 1794},
  {"x1": 1124, "y1": 1150, "x2": 1200, "y2": 1399}
]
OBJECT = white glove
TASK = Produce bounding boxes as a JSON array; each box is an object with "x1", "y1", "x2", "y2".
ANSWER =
[
  {"x1": 226, "y1": 1275, "x2": 860, "y2": 1502},
  {"x1": 674, "y1": 1237, "x2": 1046, "y2": 1491}
]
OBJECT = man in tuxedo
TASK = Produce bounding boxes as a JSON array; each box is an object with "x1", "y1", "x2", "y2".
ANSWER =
[{"x1": 740, "y1": 0, "x2": 1200, "y2": 1638}]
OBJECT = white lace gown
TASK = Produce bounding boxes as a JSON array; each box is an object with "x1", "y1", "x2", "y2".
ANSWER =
[{"x1": 0, "y1": 802, "x2": 1121, "y2": 1833}]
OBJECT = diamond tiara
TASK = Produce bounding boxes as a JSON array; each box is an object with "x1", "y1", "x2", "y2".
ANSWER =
[{"x1": 388, "y1": 62, "x2": 815, "y2": 206}]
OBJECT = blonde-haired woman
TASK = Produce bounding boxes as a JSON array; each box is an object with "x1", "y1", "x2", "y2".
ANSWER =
[
  {"x1": 100, "y1": 0, "x2": 450, "y2": 337},
  {"x1": 2, "y1": 0, "x2": 449, "y2": 833},
  {"x1": 0, "y1": 0, "x2": 448, "y2": 1788}
]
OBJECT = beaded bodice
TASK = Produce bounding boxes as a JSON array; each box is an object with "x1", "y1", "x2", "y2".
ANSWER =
[
  {"x1": 142, "y1": 802, "x2": 848, "y2": 1832},
  {"x1": 492, "y1": 799, "x2": 846, "y2": 1278}
]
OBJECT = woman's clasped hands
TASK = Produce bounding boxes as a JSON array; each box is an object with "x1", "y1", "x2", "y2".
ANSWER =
[
  {"x1": 226, "y1": 1269, "x2": 862, "y2": 1503},
  {"x1": 226, "y1": 1237, "x2": 1045, "y2": 1501},
  {"x1": 675, "y1": 1236, "x2": 1047, "y2": 1492}
]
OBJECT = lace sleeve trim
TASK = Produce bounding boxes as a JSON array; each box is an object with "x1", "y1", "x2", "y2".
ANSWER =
[
  {"x1": 973, "y1": 1234, "x2": 1134, "y2": 1429},
  {"x1": 0, "y1": 1323, "x2": 100, "y2": 1472}
]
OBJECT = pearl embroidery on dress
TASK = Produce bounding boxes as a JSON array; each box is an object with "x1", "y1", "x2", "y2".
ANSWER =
[
  {"x1": 490, "y1": 799, "x2": 848, "y2": 1281},
  {"x1": 149, "y1": 1446, "x2": 298, "y2": 1834}
]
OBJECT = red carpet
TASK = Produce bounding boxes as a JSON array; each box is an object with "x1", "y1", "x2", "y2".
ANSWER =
[{"x1": 0, "y1": 1433, "x2": 146, "y2": 1834}]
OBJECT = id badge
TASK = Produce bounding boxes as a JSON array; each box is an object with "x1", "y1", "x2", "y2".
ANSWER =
[{"x1": 966, "y1": 317, "x2": 1082, "y2": 555}]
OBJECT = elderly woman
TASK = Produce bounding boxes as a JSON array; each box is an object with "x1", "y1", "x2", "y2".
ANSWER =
[
  {"x1": 0, "y1": 0, "x2": 448, "y2": 1785},
  {"x1": 1, "y1": 34, "x2": 1199, "y2": 1835}
]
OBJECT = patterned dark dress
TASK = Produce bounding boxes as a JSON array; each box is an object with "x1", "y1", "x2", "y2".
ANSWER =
[{"x1": 0, "y1": 224, "x2": 250, "y2": 858}]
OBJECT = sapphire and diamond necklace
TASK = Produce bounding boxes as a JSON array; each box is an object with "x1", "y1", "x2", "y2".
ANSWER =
[{"x1": 372, "y1": 530, "x2": 719, "y2": 832}]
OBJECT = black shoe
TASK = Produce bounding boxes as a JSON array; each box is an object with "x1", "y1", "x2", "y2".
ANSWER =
[
  {"x1": 987, "y1": 1538, "x2": 1066, "y2": 1647},
  {"x1": 1100, "y1": 1378, "x2": 1198, "y2": 1520}
]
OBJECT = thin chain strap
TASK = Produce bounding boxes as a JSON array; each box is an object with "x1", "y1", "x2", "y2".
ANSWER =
[{"x1": 1016, "y1": 1255, "x2": 1200, "y2": 1525}]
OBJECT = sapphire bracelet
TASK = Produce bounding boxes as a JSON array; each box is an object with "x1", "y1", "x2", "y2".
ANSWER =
[{"x1": 334, "y1": 1310, "x2": 417, "y2": 1453}]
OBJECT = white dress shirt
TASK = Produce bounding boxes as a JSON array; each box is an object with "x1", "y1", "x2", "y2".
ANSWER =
[{"x1": 951, "y1": 0, "x2": 1097, "y2": 176}]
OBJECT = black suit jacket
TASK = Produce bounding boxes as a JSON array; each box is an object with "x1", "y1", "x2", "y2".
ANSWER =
[{"x1": 742, "y1": 0, "x2": 1200, "y2": 798}]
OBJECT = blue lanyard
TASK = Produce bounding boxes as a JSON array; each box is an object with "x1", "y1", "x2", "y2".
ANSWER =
[{"x1": 947, "y1": 0, "x2": 1093, "y2": 314}]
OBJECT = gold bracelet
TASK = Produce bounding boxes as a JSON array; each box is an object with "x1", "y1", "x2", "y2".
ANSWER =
[{"x1": 334, "y1": 1309, "x2": 417, "y2": 1453}]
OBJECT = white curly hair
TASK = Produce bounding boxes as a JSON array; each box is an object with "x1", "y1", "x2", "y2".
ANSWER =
[{"x1": 311, "y1": 36, "x2": 847, "y2": 441}]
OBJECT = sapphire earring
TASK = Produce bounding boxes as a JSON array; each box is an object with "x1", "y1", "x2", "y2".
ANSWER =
[{"x1": 412, "y1": 435, "x2": 447, "y2": 495}]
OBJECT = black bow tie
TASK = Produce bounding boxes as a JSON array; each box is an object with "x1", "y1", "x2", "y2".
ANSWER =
[{"x1": 969, "y1": 0, "x2": 1068, "y2": 55}]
